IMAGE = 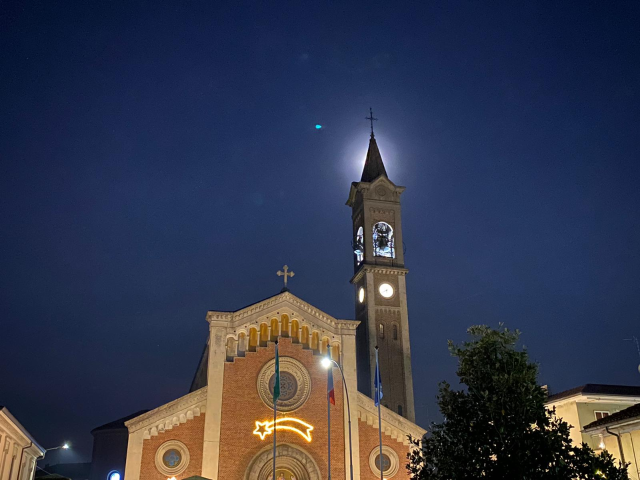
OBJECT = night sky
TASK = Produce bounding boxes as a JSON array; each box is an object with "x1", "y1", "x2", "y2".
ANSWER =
[{"x1": 2, "y1": 1, "x2": 639, "y2": 463}]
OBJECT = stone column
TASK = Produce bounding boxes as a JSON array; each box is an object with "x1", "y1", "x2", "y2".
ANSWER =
[
  {"x1": 123, "y1": 429, "x2": 144, "y2": 480},
  {"x1": 27, "y1": 458, "x2": 35, "y2": 480},
  {"x1": 341, "y1": 328, "x2": 360, "y2": 480},
  {"x1": 365, "y1": 271, "x2": 377, "y2": 396},
  {"x1": 0, "y1": 435, "x2": 8, "y2": 480},
  {"x1": 201, "y1": 319, "x2": 229, "y2": 479}
]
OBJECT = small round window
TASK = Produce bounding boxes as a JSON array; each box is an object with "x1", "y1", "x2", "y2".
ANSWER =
[
  {"x1": 155, "y1": 440, "x2": 190, "y2": 476},
  {"x1": 369, "y1": 446, "x2": 400, "y2": 478}
]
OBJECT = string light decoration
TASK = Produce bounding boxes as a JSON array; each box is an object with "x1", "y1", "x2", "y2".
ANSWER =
[{"x1": 253, "y1": 417, "x2": 314, "y2": 442}]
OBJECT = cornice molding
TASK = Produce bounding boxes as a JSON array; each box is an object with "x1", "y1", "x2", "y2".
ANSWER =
[
  {"x1": 335, "y1": 319, "x2": 359, "y2": 331},
  {"x1": 0, "y1": 409, "x2": 45, "y2": 454},
  {"x1": 206, "y1": 292, "x2": 359, "y2": 336},
  {"x1": 356, "y1": 392, "x2": 426, "y2": 445},
  {"x1": 350, "y1": 265, "x2": 409, "y2": 284},
  {"x1": 125, "y1": 387, "x2": 207, "y2": 436},
  {"x1": 546, "y1": 394, "x2": 640, "y2": 408}
]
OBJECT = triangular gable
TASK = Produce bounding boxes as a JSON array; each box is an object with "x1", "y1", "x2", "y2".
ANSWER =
[{"x1": 206, "y1": 291, "x2": 358, "y2": 336}]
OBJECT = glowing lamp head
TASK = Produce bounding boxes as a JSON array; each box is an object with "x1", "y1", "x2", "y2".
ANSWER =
[
  {"x1": 599, "y1": 441, "x2": 605, "y2": 450},
  {"x1": 315, "y1": 124, "x2": 322, "y2": 129},
  {"x1": 321, "y1": 357, "x2": 332, "y2": 369},
  {"x1": 62, "y1": 443, "x2": 69, "y2": 449},
  {"x1": 108, "y1": 472, "x2": 120, "y2": 480}
]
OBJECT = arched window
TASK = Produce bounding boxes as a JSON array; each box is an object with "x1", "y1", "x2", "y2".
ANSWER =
[
  {"x1": 372, "y1": 222, "x2": 395, "y2": 258},
  {"x1": 354, "y1": 226, "x2": 364, "y2": 264},
  {"x1": 393, "y1": 324, "x2": 398, "y2": 340},
  {"x1": 379, "y1": 323, "x2": 384, "y2": 339},
  {"x1": 397, "y1": 405, "x2": 403, "y2": 416}
]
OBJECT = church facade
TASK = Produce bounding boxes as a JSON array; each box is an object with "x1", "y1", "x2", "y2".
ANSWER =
[{"x1": 122, "y1": 134, "x2": 425, "y2": 480}]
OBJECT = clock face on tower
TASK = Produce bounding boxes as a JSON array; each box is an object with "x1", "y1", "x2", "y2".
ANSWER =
[{"x1": 378, "y1": 283, "x2": 394, "y2": 298}]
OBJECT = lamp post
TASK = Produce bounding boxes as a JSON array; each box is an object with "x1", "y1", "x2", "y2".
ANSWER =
[
  {"x1": 38, "y1": 443, "x2": 70, "y2": 464},
  {"x1": 322, "y1": 357, "x2": 354, "y2": 480}
]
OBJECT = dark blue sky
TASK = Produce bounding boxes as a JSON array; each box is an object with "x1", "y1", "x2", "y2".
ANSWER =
[{"x1": 1, "y1": 0, "x2": 639, "y2": 462}]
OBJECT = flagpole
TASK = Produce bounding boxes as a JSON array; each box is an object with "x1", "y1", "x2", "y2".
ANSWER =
[
  {"x1": 327, "y1": 381, "x2": 331, "y2": 480},
  {"x1": 272, "y1": 341, "x2": 278, "y2": 480},
  {"x1": 376, "y1": 346, "x2": 383, "y2": 480}
]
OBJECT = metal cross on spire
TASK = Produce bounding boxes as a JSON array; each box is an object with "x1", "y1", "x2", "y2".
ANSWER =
[
  {"x1": 277, "y1": 265, "x2": 295, "y2": 292},
  {"x1": 365, "y1": 107, "x2": 378, "y2": 138}
]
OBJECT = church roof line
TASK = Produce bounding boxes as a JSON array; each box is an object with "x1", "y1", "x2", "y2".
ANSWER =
[
  {"x1": 207, "y1": 291, "x2": 283, "y2": 315},
  {"x1": 91, "y1": 410, "x2": 150, "y2": 434}
]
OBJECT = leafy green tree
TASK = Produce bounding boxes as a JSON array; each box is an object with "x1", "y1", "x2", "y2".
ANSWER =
[{"x1": 408, "y1": 325, "x2": 628, "y2": 480}]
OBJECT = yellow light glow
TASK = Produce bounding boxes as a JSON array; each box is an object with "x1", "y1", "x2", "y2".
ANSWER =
[{"x1": 253, "y1": 417, "x2": 314, "y2": 442}]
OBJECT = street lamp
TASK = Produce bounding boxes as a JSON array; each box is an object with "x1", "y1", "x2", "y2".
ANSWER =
[
  {"x1": 38, "y1": 443, "x2": 70, "y2": 465},
  {"x1": 45, "y1": 443, "x2": 69, "y2": 452},
  {"x1": 322, "y1": 356, "x2": 354, "y2": 480},
  {"x1": 44, "y1": 442, "x2": 70, "y2": 452}
]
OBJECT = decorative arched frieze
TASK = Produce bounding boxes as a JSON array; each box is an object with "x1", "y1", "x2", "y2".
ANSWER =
[
  {"x1": 206, "y1": 292, "x2": 359, "y2": 336},
  {"x1": 356, "y1": 391, "x2": 425, "y2": 445},
  {"x1": 124, "y1": 388, "x2": 207, "y2": 440}
]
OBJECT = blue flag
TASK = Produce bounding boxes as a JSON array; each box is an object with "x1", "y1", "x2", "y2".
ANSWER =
[{"x1": 374, "y1": 348, "x2": 383, "y2": 407}]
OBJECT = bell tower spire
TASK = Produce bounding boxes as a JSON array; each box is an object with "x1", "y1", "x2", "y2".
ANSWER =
[
  {"x1": 361, "y1": 108, "x2": 388, "y2": 182},
  {"x1": 346, "y1": 119, "x2": 415, "y2": 422}
]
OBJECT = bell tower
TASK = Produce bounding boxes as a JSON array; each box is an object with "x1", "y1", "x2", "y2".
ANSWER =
[{"x1": 346, "y1": 127, "x2": 415, "y2": 422}]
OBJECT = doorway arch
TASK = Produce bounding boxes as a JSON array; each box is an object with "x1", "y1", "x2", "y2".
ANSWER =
[{"x1": 244, "y1": 444, "x2": 321, "y2": 480}]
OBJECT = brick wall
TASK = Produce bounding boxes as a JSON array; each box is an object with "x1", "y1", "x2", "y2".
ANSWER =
[
  {"x1": 218, "y1": 337, "x2": 345, "y2": 479},
  {"x1": 358, "y1": 421, "x2": 411, "y2": 480},
  {"x1": 139, "y1": 414, "x2": 205, "y2": 480}
]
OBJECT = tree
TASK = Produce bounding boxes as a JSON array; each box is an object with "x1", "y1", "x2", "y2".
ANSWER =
[{"x1": 408, "y1": 325, "x2": 629, "y2": 480}]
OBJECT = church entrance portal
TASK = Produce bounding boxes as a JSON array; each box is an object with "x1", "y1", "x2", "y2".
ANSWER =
[{"x1": 245, "y1": 444, "x2": 321, "y2": 480}]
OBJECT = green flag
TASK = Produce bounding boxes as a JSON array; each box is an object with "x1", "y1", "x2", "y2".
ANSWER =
[{"x1": 273, "y1": 341, "x2": 280, "y2": 402}]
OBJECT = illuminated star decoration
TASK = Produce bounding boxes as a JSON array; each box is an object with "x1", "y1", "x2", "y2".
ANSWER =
[{"x1": 253, "y1": 417, "x2": 314, "y2": 442}]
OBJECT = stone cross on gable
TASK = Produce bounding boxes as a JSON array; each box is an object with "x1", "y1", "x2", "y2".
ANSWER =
[{"x1": 277, "y1": 265, "x2": 295, "y2": 291}]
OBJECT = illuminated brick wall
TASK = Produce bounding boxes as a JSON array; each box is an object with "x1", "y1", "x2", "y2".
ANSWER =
[
  {"x1": 358, "y1": 422, "x2": 411, "y2": 480},
  {"x1": 217, "y1": 337, "x2": 345, "y2": 479},
  {"x1": 138, "y1": 414, "x2": 205, "y2": 480}
]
